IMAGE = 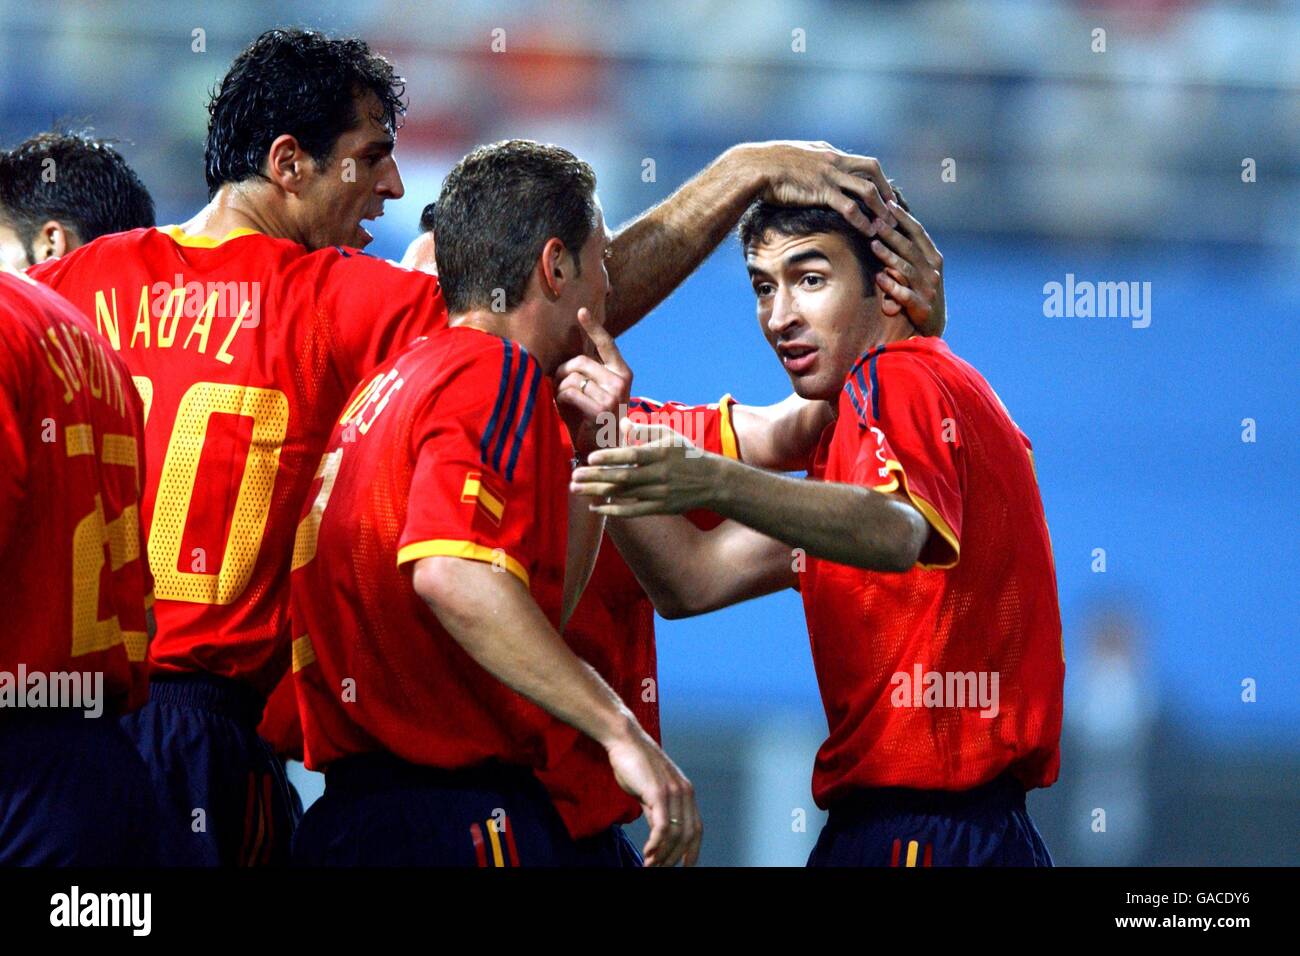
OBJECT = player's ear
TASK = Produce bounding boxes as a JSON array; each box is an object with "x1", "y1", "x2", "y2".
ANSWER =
[
  {"x1": 538, "y1": 236, "x2": 568, "y2": 300},
  {"x1": 265, "y1": 134, "x2": 306, "y2": 193},
  {"x1": 34, "y1": 220, "x2": 74, "y2": 262}
]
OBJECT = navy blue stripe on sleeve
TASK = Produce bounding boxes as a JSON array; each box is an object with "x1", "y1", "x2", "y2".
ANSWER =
[
  {"x1": 480, "y1": 341, "x2": 514, "y2": 462},
  {"x1": 490, "y1": 344, "x2": 531, "y2": 471},
  {"x1": 504, "y1": 360, "x2": 544, "y2": 482}
]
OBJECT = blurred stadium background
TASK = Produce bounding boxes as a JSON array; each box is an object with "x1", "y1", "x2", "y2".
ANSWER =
[{"x1": 3, "y1": 0, "x2": 1295, "y2": 865}]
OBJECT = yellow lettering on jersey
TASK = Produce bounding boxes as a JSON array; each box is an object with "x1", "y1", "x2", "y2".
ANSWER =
[
  {"x1": 156, "y1": 287, "x2": 186, "y2": 348},
  {"x1": 58, "y1": 323, "x2": 88, "y2": 386},
  {"x1": 183, "y1": 289, "x2": 219, "y2": 354},
  {"x1": 79, "y1": 327, "x2": 105, "y2": 402},
  {"x1": 132, "y1": 375, "x2": 154, "y2": 425},
  {"x1": 38, "y1": 336, "x2": 76, "y2": 403},
  {"x1": 130, "y1": 285, "x2": 152, "y2": 348},
  {"x1": 93, "y1": 289, "x2": 121, "y2": 350},
  {"x1": 338, "y1": 372, "x2": 386, "y2": 426},
  {"x1": 44, "y1": 327, "x2": 81, "y2": 394},
  {"x1": 214, "y1": 300, "x2": 249, "y2": 366}
]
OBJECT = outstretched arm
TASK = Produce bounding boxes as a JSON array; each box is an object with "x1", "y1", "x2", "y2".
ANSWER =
[
  {"x1": 603, "y1": 514, "x2": 798, "y2": 619},
  {"x1": 605, "y1": 142, "x2": 899, "y2": 336},
  {"x1": 573, "y1": 424, "x2": 929, "y2": 573}
]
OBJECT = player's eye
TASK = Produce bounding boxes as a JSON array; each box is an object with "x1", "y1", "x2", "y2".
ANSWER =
[
  {"x1": 800, "y1": 273, "x2": 826, "y2": 289},
  {"x1": 753, "y1": 281, "x2": 775, "y2": 297}
]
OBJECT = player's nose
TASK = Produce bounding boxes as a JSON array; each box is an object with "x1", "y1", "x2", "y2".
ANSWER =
[
  {"x1": 767, "y1": 288, "x2": 800, "y2": 335},
  {"x1": 379, "y1": 159, "x2": 405, "y2": 200}
]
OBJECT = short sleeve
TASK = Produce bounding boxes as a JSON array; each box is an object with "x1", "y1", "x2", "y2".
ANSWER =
[
  {"x1": 326, "y1": 254, "x2": 449, "y2": 386},
  {"x1": 396, "y1": 340, "x2": 553, "y2": 589},
  {"x1": 850, "y1": 351, "x2": 963, "y2": 569},
  {"x1": 0, "y1": 340, "x2": 31, "y2": 544},
  {"x1": 626, "y1": 394, "x2": 739, "y2": 459}
]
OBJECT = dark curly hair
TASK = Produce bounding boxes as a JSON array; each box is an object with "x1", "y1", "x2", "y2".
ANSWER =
[
  {"x1": 738, "y1": 182, "x2": 910, "y2": 295},
  {"x1": 0, "y1": 131, "x2": 154, "y2": 255},
  {"x1": 204, "y1": 28, "x2": 406, "y2": 197}
]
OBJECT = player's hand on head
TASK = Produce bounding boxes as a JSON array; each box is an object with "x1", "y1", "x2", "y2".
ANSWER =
[
  {"x1": 869, "y1": 201, "x2": 946, "y2": 337},
  {"x1": 735, "y1": 140, "x2": 898, "y2": 238},
  {"x1": 554, "y1": 307, "x2": 633, "y2": 458},
  {"x1": 570, "y1": 420, "x2": 715, "y2": 517},
  {"x1": 604, "y1": 727, "x2": 702, "y2": 867}
]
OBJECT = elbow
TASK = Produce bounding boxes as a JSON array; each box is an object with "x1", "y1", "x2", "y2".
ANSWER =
[
  {"x1": 648, "y1": 582, "x2": 715, "y2": 620},
  {"x1": 650, "y1": 591, "x2": 694, "y2": 621},
  {"x1": 868, "y1": 505, "x2": 929, "y2": 573},
  {"x1": 411, "y1": 556, "x2": 470, "y2": 611}
]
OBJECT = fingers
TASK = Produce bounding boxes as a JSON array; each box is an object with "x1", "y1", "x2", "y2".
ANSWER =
[
  {"x1": 555, "y1": 354, "x2": 626, "y2": 401},
  {"x1": 641, "y1": 791, "x2": 670, "y2": 867},
  {"x1": 578, "y1": 441, "x2": 668, "y2": 470},
  {"x1": 875, "y1": 271, "x2": 926, "y2": 316},
  {"x1": 830, "y1": 170, "x2": 892, "y2": 227},
  {"x1": 590, "y1": 498, "x2": 673, "y2": 517},
  {"x1": 572, "y1": 462, "x2": 668, "y2": 492},
  {"x1": 869, "y1": 235, "x2": 921, "y2": 284},
  {"x1": 660, "y1": 782, "x2": 689, "y2": 867},
  {"x1": 555, "y1": 376, "x2": 616, "y2": 424},
  {"x1": 828, "y1": 151, "x2": 896, "y2": 204},
  {"x1": 575, "y1": 307, "x2": 629, "y2": 376},
  {"x1": 887, "y1": 201, "x2": 942, "y2": 269},
  {"x1": 681, "y1": 784, "x2": 702, "y2": 867}
]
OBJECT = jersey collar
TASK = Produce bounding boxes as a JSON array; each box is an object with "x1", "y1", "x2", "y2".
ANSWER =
[{"x1": 159, "y1": 224, "x2": 262, "y2": 248}]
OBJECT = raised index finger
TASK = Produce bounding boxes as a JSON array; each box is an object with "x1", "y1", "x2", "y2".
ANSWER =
[{"x1": 577, "y1": 307, "x2": 629, "y2": 376}]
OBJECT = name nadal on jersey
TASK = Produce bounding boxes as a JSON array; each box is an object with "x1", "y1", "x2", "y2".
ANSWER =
[{"x1": 87, "y1": 280, "x2": 259, "y2": 365}]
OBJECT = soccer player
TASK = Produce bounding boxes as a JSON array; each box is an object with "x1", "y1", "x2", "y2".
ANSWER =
[
  {"x1": 0, "y1": 264, "x2": 157, "y2": 864},
  {"x1": 540, "y1": 189, "x2": 948, "y2": 861},
  {"x1": 291, "y1": 140, "x2": 700, "y2": 866},
  {"x1": 26, "y1": 26, "x2": 905, "y2": 865},
  {"x1": 0, "y1": 132, "x2": 155, "y2": 269},
  {"x1": 572, "y1": 197, "x2": 1064, "y2": 866}
]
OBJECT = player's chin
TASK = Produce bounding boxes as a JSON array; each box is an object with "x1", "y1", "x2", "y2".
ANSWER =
[{"x1": 788, "y1": 371, "x2": 836, "y2": 403}]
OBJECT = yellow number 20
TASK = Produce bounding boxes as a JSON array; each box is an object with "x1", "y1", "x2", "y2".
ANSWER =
[{"x1": 136, "y1": 379, "x2": 289, "y2": 605}]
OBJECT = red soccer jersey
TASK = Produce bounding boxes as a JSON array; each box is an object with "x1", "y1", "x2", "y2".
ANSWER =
[
  {"x1": 292, "y1": 326, "x2": 574, "y2": 772},
  {"x1": 540, "y1": 394, "x2": 737, "y2": 838},
  {"x1": 28, "y1": 227, "x2": 447, "y2": 695},
  {"x1": 0, "y1": 268, "x2": 152, "y2": 713},
  {"x1": 258, "y1": 671, "x2": 304, "y2": 761},
  {"x1": 802, "y1": 337, "x2": 1063, "y2": 804}
]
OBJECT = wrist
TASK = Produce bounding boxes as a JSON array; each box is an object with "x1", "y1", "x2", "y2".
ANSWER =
[
  {"x1": 701, "y1": 451, "x2": 737, "y2": 511},
  {"x1": 718, "y1": 144, "x2": 769, "y2": 200},
  {"x1": 597, "y1": 709, "x2": 642, "y2": 751}
]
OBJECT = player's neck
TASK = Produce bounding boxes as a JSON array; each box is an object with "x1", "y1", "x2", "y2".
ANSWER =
[
  {"x1": 178, "y1": 184, "x2": 295, "y2": 245},
  {"x1": 450, "y1": 305, "x2": 559, "y2": 376},
  {"x1": 854, "y1": 310, "x2": 914, "y2": 357}
]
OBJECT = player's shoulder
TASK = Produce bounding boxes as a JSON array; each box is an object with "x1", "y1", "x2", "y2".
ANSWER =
[{"x1": 303, "y1": 244, "x2": 441, "y2": 292}]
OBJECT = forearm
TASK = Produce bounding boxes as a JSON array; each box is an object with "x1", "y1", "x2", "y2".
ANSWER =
[
  {"x1": 732, "y1": 394, "x2": 834, "y2": 471},
  {"x1": 708, "y1": 456, "x2": 926, "y2": 572},
  {"x1": 606, "y1": 514, "x2": 795, "y2": 618},
  {"x1": 415, "y1": 558, "x2": 636, "y2": 748},
  {"x1": 605, "y1": 146, "x2": 762, "y2": 336},
  {"x1": 563, "y1": 491, "x2": 605, "y2": 628}
]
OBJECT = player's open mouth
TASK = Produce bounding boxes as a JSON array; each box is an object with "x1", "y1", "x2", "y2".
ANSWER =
[
  {"x1": 356, "y1": 212, "x2": 382, "y2": 245},
  {"x1": 779, "y1": 344, "x2": 818, "y2": 374}
]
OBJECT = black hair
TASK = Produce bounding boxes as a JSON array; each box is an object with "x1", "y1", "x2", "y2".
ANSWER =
[
  {"x1": 418, "y1": 201, "x2": 436, "y2": 234},
  {"x1": 737, "y1": 182, "x2": 911, "y2": 294},
  {"x1": 433, "y1": 140, "x2": 597, "y2": 315},
  {"x1": 204, "y1": 28, "x2": 406, "y2": 197},
  {"x1": 0, "y1": 131, "x2": 154, "y2": 255}
]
